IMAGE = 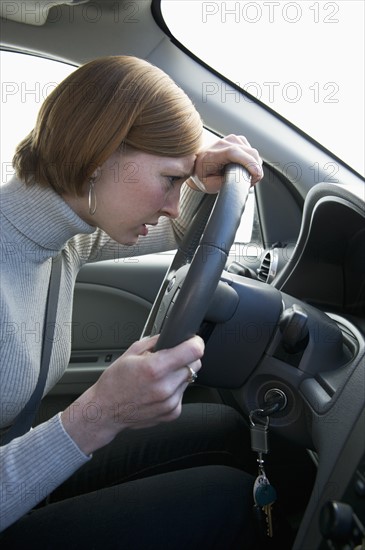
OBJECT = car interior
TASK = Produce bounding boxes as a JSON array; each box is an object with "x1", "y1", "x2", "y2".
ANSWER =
[{"x1": 1, "y1": 1, "x2": 364, "y2": 549}]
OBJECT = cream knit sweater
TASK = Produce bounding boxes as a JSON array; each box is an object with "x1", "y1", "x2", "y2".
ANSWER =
[{"x1": 0, "y1": 176, "x2": 203, "y2": 531}]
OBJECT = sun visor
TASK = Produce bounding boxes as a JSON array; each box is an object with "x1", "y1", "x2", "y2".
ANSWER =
[{"x1": 0, "y1": 0, "x2": 89, "y2": 26}]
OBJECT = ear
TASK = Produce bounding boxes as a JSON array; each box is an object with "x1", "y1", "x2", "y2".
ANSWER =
[{"x1": 90, "y1": 166, "x2": 101, "y2": 182}]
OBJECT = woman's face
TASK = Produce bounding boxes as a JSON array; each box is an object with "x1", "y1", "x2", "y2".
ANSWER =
[{"x1": 85, "y1": 148, "x2": 196, "y2": 245}]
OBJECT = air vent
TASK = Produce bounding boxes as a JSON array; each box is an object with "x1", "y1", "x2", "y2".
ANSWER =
[
  {"x1": 257, "y1": 251, "x2": 272, "y2": 282},
  {"x1": 257, "y1": 249, "x2": 280, "y2": 283}
]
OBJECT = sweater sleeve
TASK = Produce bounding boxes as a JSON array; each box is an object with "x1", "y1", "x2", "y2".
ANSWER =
[{"x1": 0, "y1": 414, "x2": 90, "y2": 532}]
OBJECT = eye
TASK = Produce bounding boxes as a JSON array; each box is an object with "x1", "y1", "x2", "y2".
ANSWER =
[{"x1": 166, "y1": 176, "x2": 183, "y2": 187}]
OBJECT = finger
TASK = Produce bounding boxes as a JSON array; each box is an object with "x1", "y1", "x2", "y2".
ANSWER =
[
  {"x1": 162, "y1": 359, "x2": 203, "y2": 401},
  {"x1": 170, "y1": 360, "x2": 202, "y2": 399},
  {"x1": 196, "y1": 144, "x2": 263, "y2": 185},
  {"x1": 177, "y1": 359, "x2": 202, "y2": 386},
  {"x1": 151, "y1": 335, "x2": 205, "y2": 378},
  {"x1": 124, "y1": 334, "x2": 160, "y2": 356},
  {"x1": 141, "y1": 395, "x2": 184, "y2": 427}
]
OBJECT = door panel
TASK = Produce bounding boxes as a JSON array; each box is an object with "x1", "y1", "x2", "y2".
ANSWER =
[{"x1": 49, "y1": 254, "x2": 171, "y2": 396}]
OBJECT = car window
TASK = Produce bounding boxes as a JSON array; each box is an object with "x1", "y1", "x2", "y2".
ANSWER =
[
  {"x1": 1, "y1": 50, "x2": 258, "y2": 246},
  {"x1": 161, "y1": 0, "x2": 364, "y2": 177},
  {"x1": 0, "y1": 51, "x2": 76, "y2": 184}
]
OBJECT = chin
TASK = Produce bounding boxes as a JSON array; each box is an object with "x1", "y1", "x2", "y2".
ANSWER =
[{"x1": 120, "y1": 235, "x2": 140, "y2": 246}]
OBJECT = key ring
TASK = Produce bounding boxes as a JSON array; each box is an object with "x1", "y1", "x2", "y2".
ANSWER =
[{"x1": 249, "y1": 408, "x2": 270, "y2": 428}]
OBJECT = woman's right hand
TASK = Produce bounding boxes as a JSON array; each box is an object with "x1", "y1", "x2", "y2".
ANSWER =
[{"x1": 61, "y1": 334, "x2": 204, "y2": 455}]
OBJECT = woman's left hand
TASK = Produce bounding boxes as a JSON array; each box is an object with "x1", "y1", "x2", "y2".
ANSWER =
[{"x1": 189, "y1": 134, "x2": 263, "y2": 194}]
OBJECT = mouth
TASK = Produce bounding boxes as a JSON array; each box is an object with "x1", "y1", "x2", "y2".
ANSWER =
[{"x1": 139, "y1": 222, "x2": 158, "y2": 236}]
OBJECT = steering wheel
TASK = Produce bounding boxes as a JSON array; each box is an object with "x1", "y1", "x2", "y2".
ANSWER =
[{"x1": 141, "y1": 164, "x2": 251, "y2": 351}]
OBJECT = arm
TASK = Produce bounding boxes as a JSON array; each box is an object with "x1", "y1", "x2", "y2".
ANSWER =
[
  {"x1": 0, "y1": 334, "x2": 203, "y2": 530},
  {"x1": 61, "y1": 335, "x2": 203, "y2": 455},
  {"x1": 0, "y1": 415, "x2": 90, "y2": 532}
]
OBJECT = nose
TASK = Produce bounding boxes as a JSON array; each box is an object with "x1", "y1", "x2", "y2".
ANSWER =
[{"x1": 161, "y1": 186, "x2": 181, "y2": 219}]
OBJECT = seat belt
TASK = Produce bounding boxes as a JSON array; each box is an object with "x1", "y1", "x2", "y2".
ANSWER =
[{"x1": 1, "y1": 254, "x2": 62, "y2": 445}]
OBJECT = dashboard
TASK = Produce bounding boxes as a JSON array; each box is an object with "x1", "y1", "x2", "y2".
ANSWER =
[{"x1": 231, "y1": 181, "x2": 365, "y2": 549}]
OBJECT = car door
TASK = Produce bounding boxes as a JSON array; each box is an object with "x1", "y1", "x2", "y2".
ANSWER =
[{"x1": 62, "y1": 253, "x2": 171, "y2": 395}]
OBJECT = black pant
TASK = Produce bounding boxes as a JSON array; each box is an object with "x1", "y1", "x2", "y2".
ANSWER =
[{"x1": 1, "y1": 404, "x2": 257, "y2": 549}]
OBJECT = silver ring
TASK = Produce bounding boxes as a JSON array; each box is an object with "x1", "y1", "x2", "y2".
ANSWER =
[{"x1": 186, "y1": 365, "x2": 198, "y2": 384}]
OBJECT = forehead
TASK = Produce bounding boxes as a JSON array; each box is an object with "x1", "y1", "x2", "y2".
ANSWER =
[
  {"x1": 160, "y1": 154, "x2": 196, "y2": 174},
  {"x1": 127, "y1": 150, "x2": 196, "y2": 176}
]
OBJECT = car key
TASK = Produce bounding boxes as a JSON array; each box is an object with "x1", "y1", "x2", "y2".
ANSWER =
[
  {"x1": 252, "y1": 501, "x2": 266, "y2": 540},
  {"x1": 254, "y1": 476, "x2": 277, "y2": 537},
  {"x1": 250, "y1": 410, "x2": 277, "y2": 538}
]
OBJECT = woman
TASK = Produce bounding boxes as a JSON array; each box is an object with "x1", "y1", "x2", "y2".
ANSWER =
[{"x1": 0, "y1": 56, "x2": 263, "y2": 548}]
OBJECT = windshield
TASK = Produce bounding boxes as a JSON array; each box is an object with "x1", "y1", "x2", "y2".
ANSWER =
[{"x1": 161, "y1": 0, "x2": 364, "y2": 177}]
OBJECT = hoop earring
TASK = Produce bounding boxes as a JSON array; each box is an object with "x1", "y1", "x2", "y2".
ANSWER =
[{"x1": 88, "y1": 179, "x2": 97, "y2": 215}]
